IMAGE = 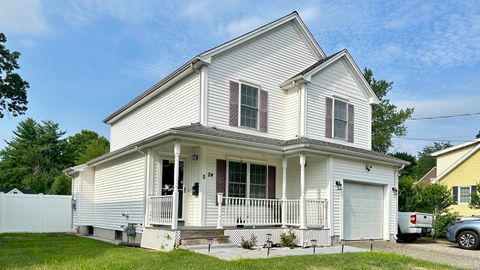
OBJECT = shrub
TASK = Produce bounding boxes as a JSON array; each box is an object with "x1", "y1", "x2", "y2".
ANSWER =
[
  {"x1": 240, "y1": 234, "x2": 257, "y2": 249},
  {"x1": 280, "y1": 229, "x2": 297, "y2": 248},
  {"x1": 433, "y1": 212, "x2": 459, "y2": 238}
]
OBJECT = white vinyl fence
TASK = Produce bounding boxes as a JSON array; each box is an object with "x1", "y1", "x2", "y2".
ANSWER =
[{"x1": 0, "y1": 193, "x2": 72, "y2": 233}]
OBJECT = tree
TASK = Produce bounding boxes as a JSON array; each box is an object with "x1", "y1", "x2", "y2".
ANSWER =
[
  {"x1": 476, "y1": 130, "x2": 480, "y2": 139},
  {"x1": 0, "y1": 33, "x2": 29, "y2": 118},
  {"x1": 398, "y1": 175, "x2": 418, "y2": 212},
  {"x1": 392, "y1": 152, "x2": 416, "y2": 177},
  {"x1": 414, "y1": 142, "x2": 452, "y2": 180},
  {"x1": 470, "y1": 182, "x2": 480, "y2": 209},
  {"x1": 67, "y1": 130, "x2": 109, "y2": 165},
  {"x1": 0, "y1": 119, "x2": 73, "y2": 193},
  {"x1": 364, "y1": 68, "x2": 414, "y2": 153}
]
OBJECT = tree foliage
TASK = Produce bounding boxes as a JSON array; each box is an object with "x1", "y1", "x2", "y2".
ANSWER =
[
  {"x1": 398, "y1": 175, "x2": 418, "y2": 212},
  {"x1": 0, "y1": 33, "x2": 29, "y2": 118},
  {"x1": 413, "y1": 142, "x2": 452, "y2": 179},
  {"x1": 0, "y1": 119, "x2": 109, "y2": 194},
  {"x1": 470, "y1": 182, "x2": 480, "y2": 209},
  {"x1": 363, "y1": 68, "x2": 413, "y2": 153},
  {"x1": 392, "y1": 152, "x2": 416, "y2": 176}
]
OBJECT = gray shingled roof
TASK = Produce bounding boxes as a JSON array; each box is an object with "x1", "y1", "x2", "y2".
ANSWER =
[{"x1": 85, "y1": 124, "x2": 408, "y2": 166}]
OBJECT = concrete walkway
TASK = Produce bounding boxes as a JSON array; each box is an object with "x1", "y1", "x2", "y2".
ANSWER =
[{"x1": 185, "y1": 245, "x2": 367, "y2": 260}]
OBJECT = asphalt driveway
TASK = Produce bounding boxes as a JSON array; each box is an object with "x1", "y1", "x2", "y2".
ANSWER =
[{"x1": 348, "y1": 238, "x2": 479, "y2": 269}]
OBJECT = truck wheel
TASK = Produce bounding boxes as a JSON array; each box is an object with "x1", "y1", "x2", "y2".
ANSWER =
[{"x1": 457, "y1": 231, "x2": 479, "y2": 250}]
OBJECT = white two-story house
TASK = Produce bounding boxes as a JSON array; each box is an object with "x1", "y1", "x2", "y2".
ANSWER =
[{"x1": 65, "y1": 12, "x2": 408, "y2": 250}]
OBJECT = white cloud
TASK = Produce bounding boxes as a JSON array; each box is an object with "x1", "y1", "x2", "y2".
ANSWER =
[
  {"x1": 226, "y1": 16, "x2": 266, "y2": 37},
  {"x1": 0, "y1": 0, "x2": 50, "y2": 35}
]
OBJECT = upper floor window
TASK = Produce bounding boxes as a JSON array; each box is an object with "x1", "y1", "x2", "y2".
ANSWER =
[
  {"x1": 240, "y1": 83, "x2": 259, "y2": 129},
  {"x1": 333, "y1": 99, "x2": 348, "y2": 139}
]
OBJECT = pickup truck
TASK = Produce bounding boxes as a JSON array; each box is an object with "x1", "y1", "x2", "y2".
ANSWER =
[{"x1": 397, "y1": 212, "x2": 433, "y2": 242}]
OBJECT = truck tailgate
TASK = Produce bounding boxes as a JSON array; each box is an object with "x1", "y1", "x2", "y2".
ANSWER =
[{"x1": 414, "y1": 213, "x2": 433, "y2": 227}]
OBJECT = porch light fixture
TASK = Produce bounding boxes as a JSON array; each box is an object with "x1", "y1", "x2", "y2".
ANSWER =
[
  {"x1": 366, "y1": 164, "x2": 372, "y2": 171},
  {"x1": 392, "y1": 187, "x2": 398, "y2": 195},
  {"x1": 192, "y1": 154, "x2": 199, "y2": 161},
  {"x1": 335, "y1": 181, "x2": 343, "y2": 190},
  {"x1": 311, "y1": 239, "x2": 317, "y2": 254}
]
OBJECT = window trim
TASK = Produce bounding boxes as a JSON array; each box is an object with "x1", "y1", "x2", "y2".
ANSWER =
[
  {"x1": 332, "y1": 97, "x2": 349, "y2": 140},
  {"x1": 238, "y1": 81, "x2": 260, "y2": 130},
  {"x1": 226, "y1": 160, "x2": 268, "y2": 199},
  {"x1": 458, "y1": 186, "x2": 472, "y2": 204}
]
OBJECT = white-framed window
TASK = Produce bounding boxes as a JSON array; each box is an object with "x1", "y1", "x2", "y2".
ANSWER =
[
  {"x1": 227, "y1": 161, "x2": 267, "y2": 198},
  {"x1": 240, "y1": 83, "x2": 259, "y2": 129},
  {"x1": 333, "y1": 98, "x2": 348, "y2": 139},
  {"x1": 459, "y1": 186, "x2": 471, "y2": 204}
]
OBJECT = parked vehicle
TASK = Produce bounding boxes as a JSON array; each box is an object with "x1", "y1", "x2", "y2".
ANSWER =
[
  {"x1": 446, "y1": 218, "x2": 480, "y2": 250},
  {"x1": 397, "y1": 212, "x2": 433, "y2": 242}
]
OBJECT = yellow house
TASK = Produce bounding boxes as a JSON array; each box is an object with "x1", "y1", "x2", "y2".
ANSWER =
[{"x1": 432, "y1": 140, "x2": 480, "y2": 217}]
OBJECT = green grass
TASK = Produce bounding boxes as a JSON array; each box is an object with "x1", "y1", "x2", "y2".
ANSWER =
[{"x1": 0, "y1": 233, "x2": 459, "y2": 270}]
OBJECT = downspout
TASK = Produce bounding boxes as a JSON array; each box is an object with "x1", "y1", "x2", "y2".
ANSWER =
[{"x1": 135, "y1": 146, "x2": 149, "y2": 231}]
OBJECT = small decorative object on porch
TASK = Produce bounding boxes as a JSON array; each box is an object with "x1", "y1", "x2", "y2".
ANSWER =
[
  {"x1": 311, "y1": 239, "x2": 317, "y2": 254},
  {"x1": 207, "y1": 238, "x2": 213, "y2": 253},
  {"x1": 240, "y1": 233, "x2": 257, "y2": 249},
  {"x1": 335, "y1": 181, "x2": 343, "y2": 190},
  {"x1": 280, "y1": 229, "x2": 297, "y2": 249}
]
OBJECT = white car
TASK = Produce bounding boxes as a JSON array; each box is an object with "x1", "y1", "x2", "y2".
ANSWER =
[{"x1": 398, "y1": 212, "x2": 433, "y2": 242}]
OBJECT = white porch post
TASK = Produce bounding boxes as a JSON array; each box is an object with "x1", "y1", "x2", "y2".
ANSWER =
[
  {"x1": 171, "y1": 143, "x2": 181, "y2": 230},
  {"x1": 299, "y1": 154, "x2": 307, "y2": 229},
  {"x1": 281, "y1": 158, "x2": 288, "y2": 228},
  {"x1": 216, "y1": 193, "x2": 223, "y2": 229}
]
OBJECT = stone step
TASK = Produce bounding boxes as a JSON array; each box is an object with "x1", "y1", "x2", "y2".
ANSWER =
[
  {"x1": 180, "y1": 229, "x2": 225, "y2": 238},
  {"x1": 180, "y1": 235, "x2": 230, "y2": 246},
  {"x1": 179, "y1": 243, "x2": 238, "y2": 250}
]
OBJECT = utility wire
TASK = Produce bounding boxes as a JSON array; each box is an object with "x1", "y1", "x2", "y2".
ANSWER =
[
  {"x1": 394, "y1": 137, "x2": 470, "y2": 142},
  {"x1": 408, "y1": 112, "x2": 480, "y2": 120}
]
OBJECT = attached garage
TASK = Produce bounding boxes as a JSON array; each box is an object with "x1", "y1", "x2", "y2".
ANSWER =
[{"x1": 343, "y1": 181, "x2": 384, "y2": 240}]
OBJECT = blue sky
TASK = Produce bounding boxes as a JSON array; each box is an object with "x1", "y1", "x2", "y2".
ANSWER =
[{"x1": 0, "y1": 0, "x2": 479, "y2": 155}]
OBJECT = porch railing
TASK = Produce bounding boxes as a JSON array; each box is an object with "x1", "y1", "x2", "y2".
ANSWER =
[
  {"x1": 306, "y1": 199, "x2": 328, "y2": 228},
  {"x1": 149, "y1": 195, "x2": 173, "y2": 225},
  {"x1": 284, "y1": 200, "x2": 300, "y2": 226},
  {"x1": 222, "y1": 197, "x2": 282, "y2": 226}
]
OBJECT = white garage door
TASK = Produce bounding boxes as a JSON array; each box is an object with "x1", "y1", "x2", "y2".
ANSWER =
[{"x1": 343, "y1": 182, "x2": 384, "y2": 240}]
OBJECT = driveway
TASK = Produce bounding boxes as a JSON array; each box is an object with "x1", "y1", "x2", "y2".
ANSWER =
[{"x1": 348, "y1": 238, "x2": 480, "y2": 269}]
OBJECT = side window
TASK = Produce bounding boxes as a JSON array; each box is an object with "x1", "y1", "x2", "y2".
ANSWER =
[
  {"x1": 459, "y1": 186, "x2": 471, "y2": 203},
  {"x1": 228, "y1": 161, "x2": 247, "y2": 198}
]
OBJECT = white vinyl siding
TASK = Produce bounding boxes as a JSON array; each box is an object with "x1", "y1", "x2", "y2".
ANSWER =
[
  {"x1": 286, "y1": 155, "x2": 328, "y2": 200},
  {"x1": 72, "y1": 168, "x2": 95, "y2": 226},
  {"x1": 306, "y1": 58, "x2": 372, "y2": 150},
  {"x1": 207, "y1": 21, "x2": 318, "y2": 140},
  {"x1": 109, "y1": 73, "x2": 200, "y2": 151},
  {"x1": 285, "y1": 87, "x2": 300, "y2": 139},
  {"x1": 93, "y1": 153, "x2": 145, "y2": 232},
  {"x1": 332, "y1": 157, "x2": 396, "y2": 240}
]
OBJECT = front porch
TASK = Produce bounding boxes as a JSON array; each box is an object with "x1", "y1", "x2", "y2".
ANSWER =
[{"x1": 143, "y1": 142, "x2": 330, "y2": 231}]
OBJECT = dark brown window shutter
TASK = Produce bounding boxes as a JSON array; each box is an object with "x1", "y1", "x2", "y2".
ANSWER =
[
  {"x1": 260, "y1": 90, "x2": 268, "y2": 132},
  {"x1": 347, "y1": 104, "x2": 354, "y2": 143},
  {"x1": 452, "y1": 186, "x2": 458, "y2": 204},
  {"x1": 268, "y1": 166, "x2": 276, "y2": 199},
  {"x1": 216, "y1": 159, "x2": 226, "y2": 205},
  {"x1": 325, "y1": 97, "x2": 333, "y2": 138},
  {"x1": 229, "y1": 81, "x2": 239, "y2": 127}
]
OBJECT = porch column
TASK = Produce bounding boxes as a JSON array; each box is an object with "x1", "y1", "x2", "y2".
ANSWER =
[
  {"x1": 281, "y1": 158, "x2": 287, "y2": 228},
  {"x1": 299, "y1": 154, "x2": 307, "y2": 229},
  {"x1": 171, "y1": 143, "x2": 181, "y2": 230}
]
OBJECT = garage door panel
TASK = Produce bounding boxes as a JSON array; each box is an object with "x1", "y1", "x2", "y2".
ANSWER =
[{"x1": 343, "y1": 182, "x2": 384, "y2": 240}]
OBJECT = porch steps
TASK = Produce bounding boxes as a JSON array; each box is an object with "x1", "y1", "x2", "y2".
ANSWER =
[{"x1": 180, "y1": 229, "x2": 231, "y2": 246}]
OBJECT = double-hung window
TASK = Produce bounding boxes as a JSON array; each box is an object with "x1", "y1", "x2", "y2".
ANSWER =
[
  {"x1": 333, "y1": 99, "x2": 348, "y2": 139},
  {"x1": 459, "y1": 186, "x2": 471, "y2": 204},
  {"x1": 240, "y1": 83, "x2": 259, "y2": 129},
  {"x1": 227, "y1": 161, "x2": 267, "y2": 198}
]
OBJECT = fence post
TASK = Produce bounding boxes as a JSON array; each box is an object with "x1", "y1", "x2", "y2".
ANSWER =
[
  {"x1": 323, "y1": 199, "x2": 328, "y2": 228},
  {"x1": 216, "y1": 193, "x2": 223, "y2": 229}
]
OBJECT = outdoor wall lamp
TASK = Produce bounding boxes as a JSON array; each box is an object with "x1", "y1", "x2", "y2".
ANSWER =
[
  {"x1": 366, "y1": 164, "x2": 373, "y2": 171},
  {"x1": 392, "y1": 187, "x2": 398, "y2": 195},
  {"x1": 335, "y1": 181, "x2": 343, "y2": 190},
  {"x1": 192, "y1": 154, "x2": 199, "y2": 161}
]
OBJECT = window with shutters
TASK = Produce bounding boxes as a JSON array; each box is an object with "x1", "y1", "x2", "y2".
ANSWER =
[
  {"x1": 227, "y1": 161, "x2": 267, "y2": 198},
  {"x1": 240, "y1": 83, "x2": 259, "y2": 129},
  {"x1": 333, "y1": 99, "x2": 348, "y2": 139},
  {"x1": 459, "y1": 186, "x2": 471, "y2": 203}
]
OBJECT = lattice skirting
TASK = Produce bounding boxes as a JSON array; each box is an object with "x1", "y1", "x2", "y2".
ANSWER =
[{"x1": 224, "y1": 228, "x2": 331, "y2": 247}]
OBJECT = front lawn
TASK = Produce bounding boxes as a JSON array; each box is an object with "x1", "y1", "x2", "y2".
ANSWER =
[{"x1": 0, "y1": 233, "x2": 459, "y2": 270}]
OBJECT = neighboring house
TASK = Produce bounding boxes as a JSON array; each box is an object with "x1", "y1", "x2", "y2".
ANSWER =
[
  {"x1": 432, "y1": 139, "x2": 480, "y2": 217},
  {"x1": 64, "y1": 12, "x2": 408, "y2": 250},
  {"x1": 415, "y1": 167, "x2": 437, "y2": 187},
  {"x1": 0, "y1": 188, "x2": 35, "y2": 195}
]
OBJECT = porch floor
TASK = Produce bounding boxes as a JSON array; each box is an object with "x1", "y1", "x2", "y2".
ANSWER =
[{"x1": 182, "y1": 245, "x2": 367, "y2": 260}]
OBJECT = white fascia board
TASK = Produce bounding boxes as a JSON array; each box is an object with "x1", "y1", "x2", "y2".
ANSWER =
[
  {"x1": 199, "y1": 13, "x2": 326, "y2": 61},
  {"x1": 434, "y1": 144, "x2": 480, "y2": 183},
  {"x1": 431, "y1": 139, "x2": 480, "y2": 156}
]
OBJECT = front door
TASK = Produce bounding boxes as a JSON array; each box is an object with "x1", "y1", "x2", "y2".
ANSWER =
[{"x1": 161, "y1": 159, "x2": 184, "y2": 219}]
